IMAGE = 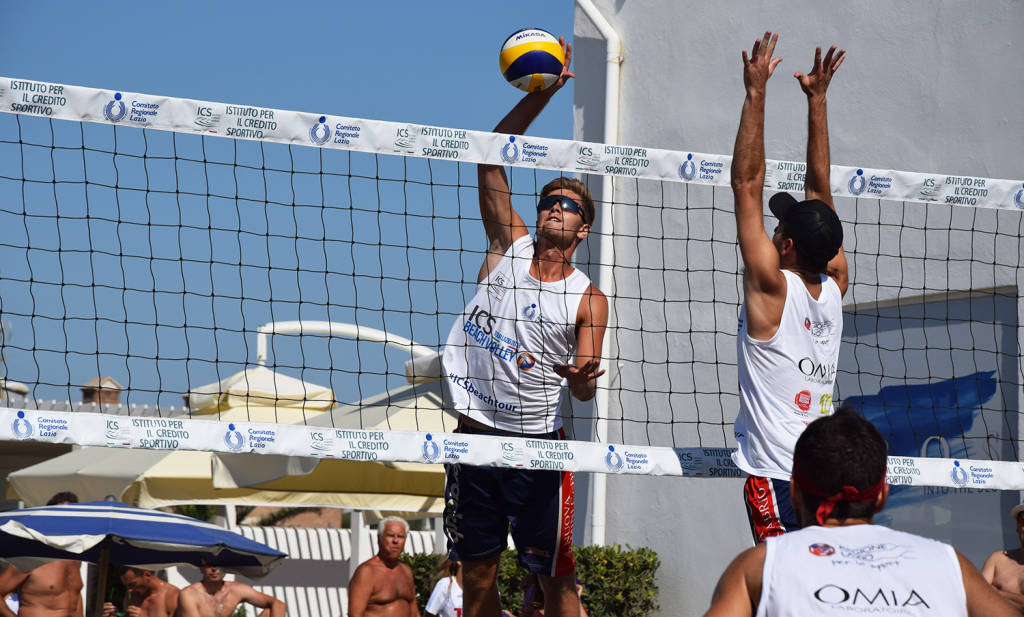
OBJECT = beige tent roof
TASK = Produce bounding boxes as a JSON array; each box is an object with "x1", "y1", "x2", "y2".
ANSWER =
[
  {"x1": 9, "y1": 355, "x2": 452, "y2": 514},
  {"x1": 188, "y1": 366, "x2": 335, "y2": 414},
  {"x1": 212, "y1": 379, "x2": 454, "y2": 490},
  {"x1": 6, "y1": 447, "x2": 443, "y2": 514}
]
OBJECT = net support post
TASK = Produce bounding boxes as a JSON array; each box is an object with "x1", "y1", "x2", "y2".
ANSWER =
[
  {"x1": 350, "y1": 510, "x2": 371, "y2": 573},
  {"x1": 576, "y1": 0, "x2": 622, "y2": 548}
]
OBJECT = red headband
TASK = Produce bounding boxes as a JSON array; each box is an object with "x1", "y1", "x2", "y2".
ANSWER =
[{"x1": 791, "y1": 463, "x2": 885, "y2": 526}]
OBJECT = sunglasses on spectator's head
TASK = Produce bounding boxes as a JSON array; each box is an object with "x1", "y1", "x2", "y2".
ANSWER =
[{"x1": 537, "y1": 194, "x2": 586, "y2": 219}]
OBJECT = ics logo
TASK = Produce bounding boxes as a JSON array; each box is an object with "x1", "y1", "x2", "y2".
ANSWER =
[
  {"x1": 104, "y1": 93, "x2": 127, "y2": 123},
  {"x1": 224, "y1": 424, "x2": 245, "y2": 452},
  {"x1": 951, "y1": 460, "x2": 969, "y2": 487},
  {"x1": 679, "y1": 153, "x2": 696, "y2": 181},
  {"x1": 501, "y1": 136, "x2": 520, "y2": 164},
  {"x1": 11, "y1": 411, "x2": 32, "y2": 439},
  {"x1": 808, "y1": 543, "x2": 835, "y2": 556},
  {"x1": 848, "y1": 169, "x2": 866, "y2": 196},
  {"x1": 517, "y1": 351, "x2": 536, "y2": 370},
  {"x1": 309, "y1": 116, "x2": 331, "y2": 145},
  {"x1": 576, "y1": 146, "x2": 600, "y2": 170},
  {"x1": 605, "y1": 445, "x2": 624, "y2": 472},
  {"x1": 394, "y1": 125, "x2": 419, "y2": 153},
  {"x1": 309, "y1": 430, "x2": 332, "y2": 454},
  {"x1": 677, "y1": 450, "x2": 699, "y2": 471},
  {"x1": 422, "y1": 433, "x2": 440, "y2": 463},
  {"x1": 918, "y1": 177, "x2": 940, "y2": 202},
  {"x1": 500, "y1": 441, "x2": 524, "y2": 465}
]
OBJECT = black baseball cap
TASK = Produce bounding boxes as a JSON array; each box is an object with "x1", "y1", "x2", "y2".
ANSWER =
[{"x1": 768, "y1": 193, "x2": 844, "y2": 265}]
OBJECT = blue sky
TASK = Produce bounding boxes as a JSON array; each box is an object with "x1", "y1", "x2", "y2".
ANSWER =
[
  {"x1": 0, "y1": 2, "x2": 574, "y2": 137},
  {"x1": 0, "y1": 2, "x2": 576, "y2": 407}
]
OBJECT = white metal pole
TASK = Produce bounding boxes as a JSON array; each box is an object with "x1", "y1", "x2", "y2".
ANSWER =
[{"x1": 575, "y1": 0, "x2": 622, "y2": 548}]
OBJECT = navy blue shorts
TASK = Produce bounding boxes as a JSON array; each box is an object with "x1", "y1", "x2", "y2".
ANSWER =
[
  {"x1": 443, "y1": 421, "x2": 575, "y2": 577},
  {"x1": 743, "y1": 475, "x2": 801, "y2": 542}
]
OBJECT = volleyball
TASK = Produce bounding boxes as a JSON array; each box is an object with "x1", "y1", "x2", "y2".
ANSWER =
[{"x1": 499, "y1": 28, "x2": 565, "y2": 93}]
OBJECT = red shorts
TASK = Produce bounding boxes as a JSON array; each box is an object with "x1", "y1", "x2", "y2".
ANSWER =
[{"x1": 742, "y1": 475, "x2": 800, "y2": 543}]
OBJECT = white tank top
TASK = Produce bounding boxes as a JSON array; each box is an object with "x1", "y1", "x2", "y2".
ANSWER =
[
  {"x1": 733, "y1": 270, "x2": 843, "y2": 479},
  {"x1": 442, "y1": 235, "x2": 591, "y2": 434},
  {"x1": 759, "y1": 524, "x2": 966, "y2": 617}
]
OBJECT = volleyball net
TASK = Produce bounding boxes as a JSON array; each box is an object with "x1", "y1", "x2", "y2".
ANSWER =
[{"x1": 1, "y1": 76, "x2": 1023, "y2": 489}]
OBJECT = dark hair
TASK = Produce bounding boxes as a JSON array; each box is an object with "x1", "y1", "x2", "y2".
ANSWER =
[
  {"x1": 540, "y1": 177, "x2": 596, "y2": 225},
  {"x1": 47, "y1": 491, "x2": 79, "y2": 505},
  {"x1": 792, "y1": 406, "x2": 888, "y2": 521},
  {"x1": 769, "y1": 194, "x2": 843, "y2": 274},
  {"x1": 777, "y1": 225, "x2": 829, "y2": 273}
]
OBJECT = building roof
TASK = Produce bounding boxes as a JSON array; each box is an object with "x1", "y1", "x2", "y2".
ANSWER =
[{"x1": 81, "y1": 376, "x2": 124, "y2": 390}]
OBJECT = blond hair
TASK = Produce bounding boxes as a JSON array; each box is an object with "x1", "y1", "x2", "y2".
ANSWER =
[{"x1": 540, "y1": 177, "x2": 596, "y2": 225}]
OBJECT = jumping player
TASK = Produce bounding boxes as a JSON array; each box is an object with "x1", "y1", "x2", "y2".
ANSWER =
[
  {"x1": 728, "y1": 30, "x2": 849, "y2": 542},
  {"x1": 441, "y1": 36, "x2": 607, "y2": 617}
]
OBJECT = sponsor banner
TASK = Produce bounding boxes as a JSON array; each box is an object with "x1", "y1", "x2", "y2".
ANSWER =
[
  {"x1": 2, "y1": 76, "x2": 1020, "y2": 211},
  {"x1": 3, "y1": 406, "x2": 1024, "y2": 485}
]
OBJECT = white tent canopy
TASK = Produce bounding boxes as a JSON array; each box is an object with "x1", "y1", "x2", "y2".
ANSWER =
[
  {"x1": 10, "y1": 321, "x2": 449, "y2": 516},
  {"x1": 187, "y1": 365, "x2": 336, "y2": 414},
  {"x1": 212, "y1": 379, "x2": 455, "y2": 489},
  {"x1": 6, "y1": 447, "x2": 443, "y2": 515}
]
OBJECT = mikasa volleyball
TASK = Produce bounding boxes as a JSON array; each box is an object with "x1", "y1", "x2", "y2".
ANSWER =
[{"x1": 499, "y1": 28, "x2": 565, "y2": 92}]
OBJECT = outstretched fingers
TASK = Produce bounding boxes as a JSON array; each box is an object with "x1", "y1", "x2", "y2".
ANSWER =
[
  {"x1": 743, "y1": 30, "x2": 782, "y2": 84},
  {"x1": 828, "y1": 47, "x2": 846, "y2": 75},
  {"x1": 763, "y1": 31, "x2": 779, "y2": 60},
  {"x1": 556, "y1": 37, "x2": 575, "y2": 85},
  {"x1": 553, "y1": 359, "x2": 605, "y2": 383}
]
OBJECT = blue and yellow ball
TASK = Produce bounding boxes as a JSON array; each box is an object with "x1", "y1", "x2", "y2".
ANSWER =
[{"x1": 500, "y1": 28, "x2": 565, "y2": 93}]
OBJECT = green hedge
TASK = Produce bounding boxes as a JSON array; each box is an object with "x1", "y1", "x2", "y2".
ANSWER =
[{"x1": 401, "y1": 544, "x2": 659, "y2": 617}]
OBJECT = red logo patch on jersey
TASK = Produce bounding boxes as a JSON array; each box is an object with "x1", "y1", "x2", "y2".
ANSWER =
[
  {"x1": 795, "y1": 390, "x2": 812, "y2": 411},
  {"x1": 808, "y1": 543, "x2": 835, "y2": 556},
  {"x1": 804, "y1": 317, "x2": 811, "y2": 330}
]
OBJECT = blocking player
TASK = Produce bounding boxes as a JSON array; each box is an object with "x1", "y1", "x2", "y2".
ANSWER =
[{"x1": 728, "y1": 30, "x2": 849, "y2": 541}]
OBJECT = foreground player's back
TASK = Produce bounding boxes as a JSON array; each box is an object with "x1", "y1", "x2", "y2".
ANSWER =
[{"x1": 760, "y1": 524, "x2": 963, "y2": 616}]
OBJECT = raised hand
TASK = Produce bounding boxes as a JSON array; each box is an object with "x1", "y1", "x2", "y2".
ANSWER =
[
  {"x1": 795, "y1": 45, "x2": 845, "y2": 98},
  {"x1": 742, "y1": 30, "x2": 782, "y2": 93}
]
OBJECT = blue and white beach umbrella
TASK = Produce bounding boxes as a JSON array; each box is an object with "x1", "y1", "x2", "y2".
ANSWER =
[{"x1": 0, "y1": 501, "x2": 286, "y2": 577}]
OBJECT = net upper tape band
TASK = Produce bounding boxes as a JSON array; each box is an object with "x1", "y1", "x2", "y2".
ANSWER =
[
  {"x1": 0, "y1": 407, "x2": 1007, "y2": 488},
  {"x1": 2, "y1": 76, "x2": 1022, "y2": 210}
]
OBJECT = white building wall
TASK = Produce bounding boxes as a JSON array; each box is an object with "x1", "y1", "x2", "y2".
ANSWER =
[{"x1": 572, "y1": 2, "x2": 1024, "y2": 615}]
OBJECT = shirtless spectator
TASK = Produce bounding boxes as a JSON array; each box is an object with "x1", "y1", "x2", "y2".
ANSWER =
[
  {"x1": 177, "y1": 566, "x2": 284, "y2": 617},
  {"x1": 347, "y1": 517, "x2": 419, "y2": 617},
  {"x1": 101, "y1": 568, "x2": 178, "y2": 617},
  {"x1": 983, "y1": 503, "x2": 1024, "y2": 614},
  {"x1": 0, "y1": 493, "x2": 83, "y2": 617}
]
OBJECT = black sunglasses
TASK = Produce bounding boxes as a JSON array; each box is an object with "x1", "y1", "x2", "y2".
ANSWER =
[{"x1": 537, "y1": 195, "x2": 586, "y2": 220}]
